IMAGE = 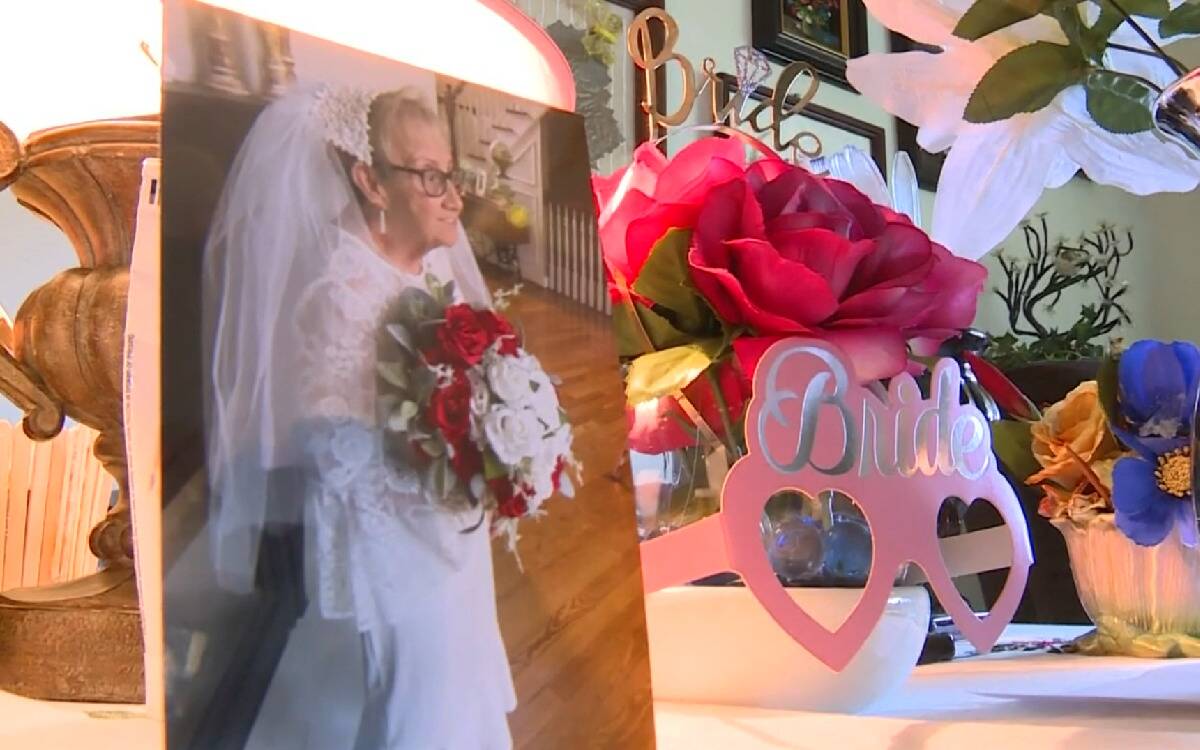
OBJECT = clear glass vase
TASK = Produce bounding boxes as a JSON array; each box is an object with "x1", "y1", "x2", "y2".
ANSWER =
[{"x1": 631, "y1": 435, "x2": 875, "y2": 587}]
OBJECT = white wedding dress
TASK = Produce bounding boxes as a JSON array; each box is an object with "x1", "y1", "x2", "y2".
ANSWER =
[{"x1": 245, "y1": 227, "x2": 516, "y2": 750}]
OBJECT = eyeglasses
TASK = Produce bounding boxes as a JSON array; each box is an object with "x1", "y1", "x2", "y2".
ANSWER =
[{"x1": 379, "y1": 161, "x2": 467, "y2": 198}]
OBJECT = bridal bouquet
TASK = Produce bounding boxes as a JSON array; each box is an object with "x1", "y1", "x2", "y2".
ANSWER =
[{"x1": 375, "y1": 277, "x2": 578, "y2": 545}]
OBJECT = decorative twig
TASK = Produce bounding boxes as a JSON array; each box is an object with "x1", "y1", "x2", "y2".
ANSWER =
[{"x1": 1104, "y1": 0, "x2": 1189, "y2": 77}]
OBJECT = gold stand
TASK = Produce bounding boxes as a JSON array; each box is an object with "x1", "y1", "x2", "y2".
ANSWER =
[{"x1": 0, "y1": 118, "x2": 157, "y2": 703}]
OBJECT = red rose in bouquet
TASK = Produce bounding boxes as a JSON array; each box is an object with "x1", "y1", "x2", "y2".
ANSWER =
[
  {"x1": 432, "y1": 304, "x2": 493, "y2": 367},
  {"x1": 593, "y1": 138, "x2": 986, "y2": 454},
  {"x1": 478, "y1": 309, "x2": 520, "y2": 356},
  {"x1": 490, "y1": 476, "x2": 530, "y2": 519},
  {"x1": 429, "y1": 370, "x2": 473, "y2": 446}
]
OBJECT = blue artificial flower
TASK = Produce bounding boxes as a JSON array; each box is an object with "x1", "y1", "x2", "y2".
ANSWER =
[
  {"x1": 1117, "y1": 340, "x2": 1199, "y2": 439},
  {"x1": 1111, "y1": 438, "x2": 1194, "y2": 547},
  {"x1": 1110, "y1": 340, "x2": 1199, "y2": 547}
]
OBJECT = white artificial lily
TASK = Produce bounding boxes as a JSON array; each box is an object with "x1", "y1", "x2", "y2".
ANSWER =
[{"x1": 847, "y1": 0, "x2": 1200, "y2": 260}]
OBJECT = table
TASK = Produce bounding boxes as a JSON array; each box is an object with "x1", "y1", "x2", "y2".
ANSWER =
[
  {"x1": 654, "y1": 626, "x2": 1200, "y2": 749},
  {"x1": 4, "y1": 627, "x2": 1198, "y2": 749},
  {"x1": 0, "y1": 692, "x2": 160, "y2": 749}
]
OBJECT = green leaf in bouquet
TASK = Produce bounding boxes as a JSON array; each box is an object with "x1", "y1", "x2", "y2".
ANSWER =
[
  {"x1": 377, "y1": 360, "x2": 410, "y2": 390},
  {"x1": 1085, "y1": 69, "x2": 1156, "y2": 133},
  {"x1": 990, "y1": 419, "x2": 1041, "y2": 483},
  {"x1": 483, "y1": 449, "x2": 508, "y2": 481},
  {"x1": 625, "y1": 341, "x2": 720, "y2": 404},
  {"x1": 420, "y1": 438, "x2": 446, "y2": 458},
  {"x1": 1161, "y1": 1, "x2": 1200, "y2": 37},
  {"x1": 631, "y1": 228, "x2": 720, "y2": 338},
  {"x1": 426, "y1": 455, "x2": 457, "y2": 500},
  {"x1": 394, "y1": 286, "x2": 443, "y2": 327},
  {"x1": 1096, "y1": 353, "x2": 1127, "y2": 435},
  {"x1": 386, "y1": 323, "x2": 415, "y2": 353},
  {"x1": 954, "y1": 0, "x2": 1058, "y2": 41},
  {"x1": 612, "y1": 298, "x2": 692, "y2": 358},
  {"x1": 965, "y1": 42, "x2": 1088, "y2": 123},
  {"x1": 386, "y1": 400, "x2": 419, "y2": 432}
]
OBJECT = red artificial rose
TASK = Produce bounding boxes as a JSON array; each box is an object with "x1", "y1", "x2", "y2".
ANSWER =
[
  {"x1": 429, "y1": 370, "x2": 473, "y2": 445},
  {"x1": 479, "y1": 310, "x2": 520, "y2": 356},
  {"x1": 489, "y1": 476, "x2": 529, "y2": 518},
  {"x1": 687, "y1": 166, "x2": 986, "y2": 382},
  {"x1": 551, "y1": 456, "x2": 565, "y2": 493},
  {"x1": 595, "y1": 140, "x2": 988, "y2": 454},
  {"x1": 449, "y1": 440, "x2": 483, "y2": 482},
  {"x1": 434, "y1": 304, "x2": 491, "y2": 367},
  {"x1": 592, "y1": 137, "x2": 748, "y2": 301}
]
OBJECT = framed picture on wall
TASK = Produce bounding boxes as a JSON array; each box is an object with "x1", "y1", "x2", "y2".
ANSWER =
[
  {"x1": 512, "y1": 0, "x2": 666, "y2": 175},
  {"x1": 751, "y1": 0, "x2": 869, "y2": 91},
  {"x1": 717, "y1": 73, "x2": 887, "y2": 180},
  {"x1": 889, "y1": 32, "x2": 947, "y2": 191}
]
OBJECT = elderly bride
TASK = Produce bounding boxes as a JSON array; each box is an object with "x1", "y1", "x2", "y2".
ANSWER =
[{"x1": 203, "y1": 84, "x2": 514, "y2": 748}]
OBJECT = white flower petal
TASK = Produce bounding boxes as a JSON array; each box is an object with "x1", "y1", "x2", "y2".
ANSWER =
[
  {"x1": 1058, "y1": 87, "x2": 1200, "y2": 193},
  {"x1": 931, "y1": 115, "x2": 1074, "y2": 259},
  {"x1": 848, "y1": 49, "x2": 981, "y2": 152}
]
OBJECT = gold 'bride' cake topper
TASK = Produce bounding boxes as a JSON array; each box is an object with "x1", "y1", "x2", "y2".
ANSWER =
[{"x1": 626, "y1": 7, "x2": 823, "y2": 158}]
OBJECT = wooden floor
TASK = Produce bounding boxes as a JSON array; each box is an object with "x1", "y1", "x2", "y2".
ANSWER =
[{"x1": 488, "y1": 271, "x2": 656, "y2": 749}]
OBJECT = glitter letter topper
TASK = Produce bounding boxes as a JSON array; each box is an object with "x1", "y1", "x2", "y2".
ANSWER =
[{"x1": 640, "y1": 339, "x2": 1033, "y2": 671}]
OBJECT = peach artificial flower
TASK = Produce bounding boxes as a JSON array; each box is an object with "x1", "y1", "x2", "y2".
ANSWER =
[{"x1": 1027, "y1": 381, "x2": 1119, "y2": 488}]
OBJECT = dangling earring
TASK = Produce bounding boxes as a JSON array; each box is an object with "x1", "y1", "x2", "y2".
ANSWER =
[{"x1": 378, "y1": 208, "x2": 387, "y2": 236}]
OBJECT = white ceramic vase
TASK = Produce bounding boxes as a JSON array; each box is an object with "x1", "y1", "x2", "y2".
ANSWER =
[
  {"x1": 643, "y1": 585, "x2": 929, "y2": 713},
  {"x1": 1054, "y1": 515, "x2": 1200, "y2": 657}
]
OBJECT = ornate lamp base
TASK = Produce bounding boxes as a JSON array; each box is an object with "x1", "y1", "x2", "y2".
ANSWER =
[{"x1": 0, "y1": 568, "x2": 143, "y2": 702}]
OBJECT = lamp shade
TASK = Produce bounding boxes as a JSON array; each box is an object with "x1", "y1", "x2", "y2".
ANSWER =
[
  {"x1": 1, "y1": 1, "x2": 574, "y2": 140},
  {"x1": 204, "y1": 0, "x2": 574, "y2": 109},
  {"x1": 0, "y1": 1, "x2": 163, "y2": 140}
]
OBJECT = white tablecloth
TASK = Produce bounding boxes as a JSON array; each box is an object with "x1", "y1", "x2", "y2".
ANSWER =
[
  {"x1": 0, "y1": 692, "x2": 159, "y2": 749},
  {"x1": 4, "y1": 627, "x2": 1199, "y2": 749},
  {"x1": 655, "y1": 626, "x2": 1200, "y2": 750}
]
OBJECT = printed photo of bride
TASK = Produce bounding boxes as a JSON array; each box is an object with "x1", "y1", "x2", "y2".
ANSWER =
[{"x1": 159, "y1": 2, "x2": 654, "y2": 749}]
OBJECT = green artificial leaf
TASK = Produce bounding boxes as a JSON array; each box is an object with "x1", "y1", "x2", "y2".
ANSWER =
[
  {"x1": 1051, "y1": 2, "x2": 1126, "y2": 62},
  {"x1": 483, "y1": 449, "x2": 506, "y2": 481},
  {"x1": 611, "y1": 299, "x2": 693, "y2": 358},
  {"x1": 1052, "y1": 4, "x2": 1093, "y2": 59},
  {"x1": 965, "y1": 42, "x2": 1089, "y2": 123},
  {"x1": 386, "y1": 323, "x2": 414, "y2": 353},
  {"x1": 1116, "y1": 0, "x2": 1171, "y2": 19},
  {"x1": 632, "y1": 228, "x2": 719, "y2": 337},
  {"x1": 386, "y1": 400, "x2": 419, "y2": 432},
  {"x1": 990, "y1": 419, "x2": 1042, "y2": 483},
  {"x1": 1085, "y1": 8, "x2": 1125, "y2": 56},
  {"x1": 1161, "y1": 1, "x2": 1200, "y2": 37},
  {"x1": 377, "y1": 360, "x2": 409, "y2": 390},
  {"x1": 955, "y1": 0, "x2": 1058, "y2": 40},
  {"x1": 625, "y1": 342, "x2": 719, "y2": 404},
  {"x1": 420, "y1": 438, "x2": 445, "y2": 458},
  {"x1": 1096, "y1": 353, "x2": 1126, "y2": 434}
]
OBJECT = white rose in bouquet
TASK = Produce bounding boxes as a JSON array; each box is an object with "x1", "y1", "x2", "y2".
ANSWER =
[
  {"x1": 483, "y1": 404, "x2": 542, "y2": 466},
  {"x1": 527, "y1": 364, "x2": 563, "y2": 427},
  {"x1": 486, "y1": 351, "x2": 536, "y2": 406},
  {"x1": 528, "y1": 424, "x2": 577, "y2": 507}
]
